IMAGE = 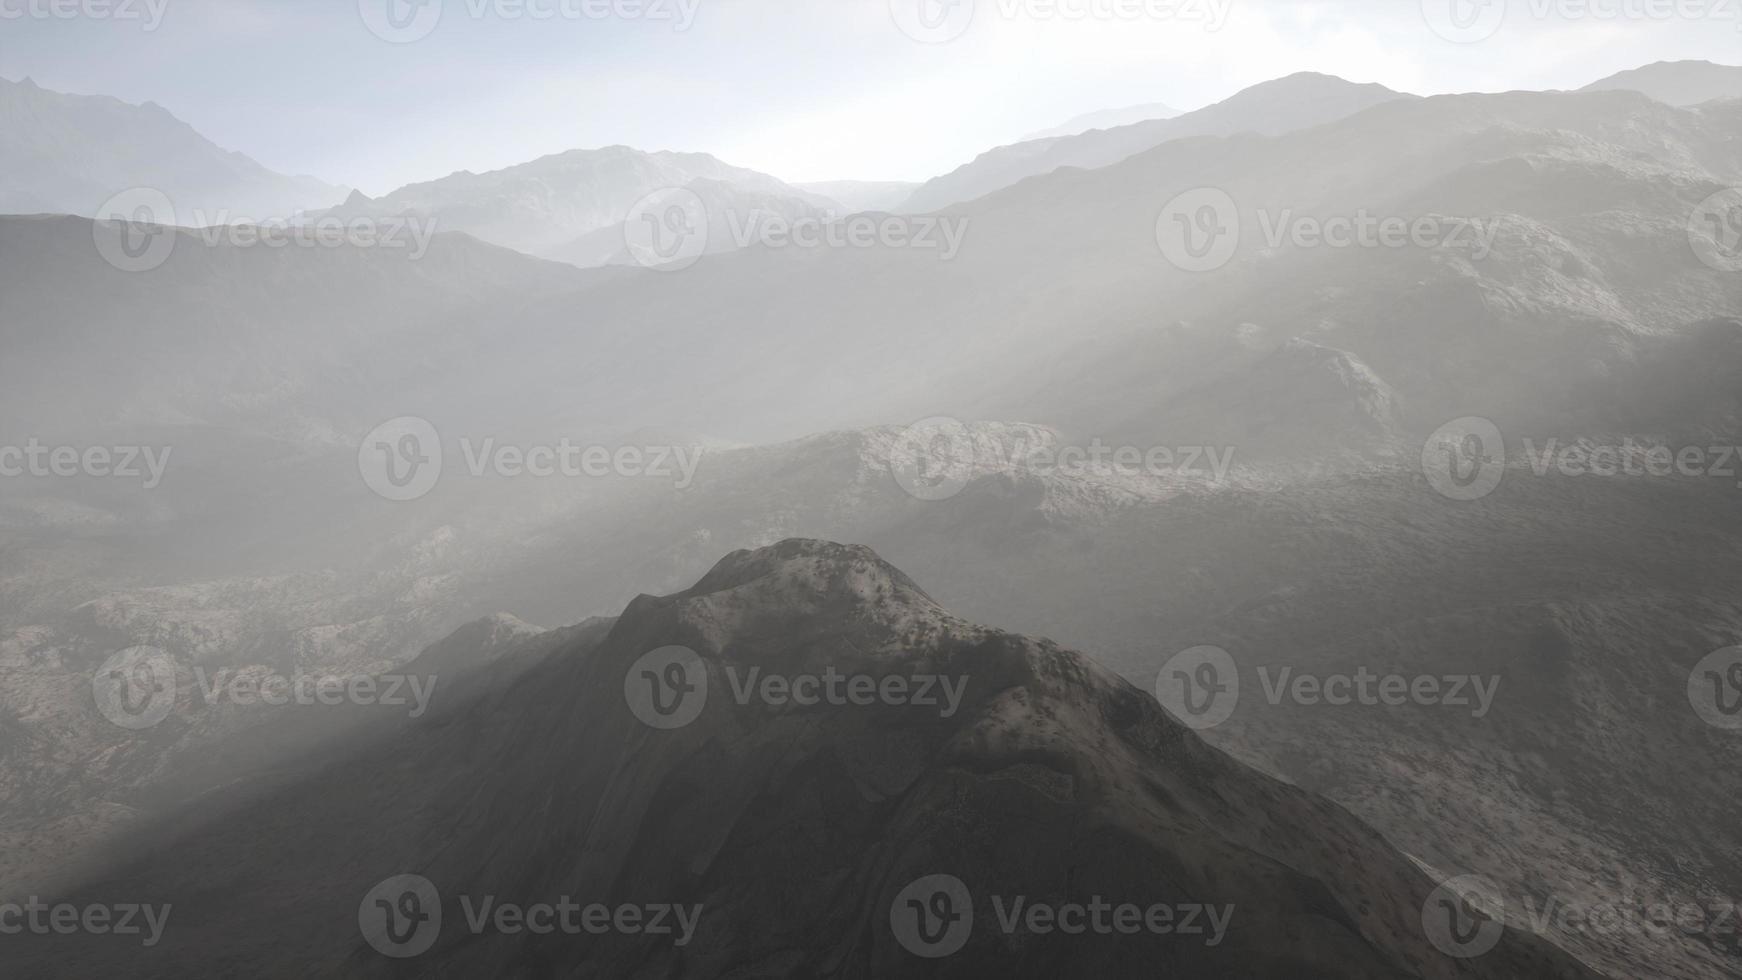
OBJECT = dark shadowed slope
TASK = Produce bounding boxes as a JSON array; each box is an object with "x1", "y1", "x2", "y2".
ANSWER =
[{"x1": 3, "y1": 541, "x2": 1605, "y2": 978}]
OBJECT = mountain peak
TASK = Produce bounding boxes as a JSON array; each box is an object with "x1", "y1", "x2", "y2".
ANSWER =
[{"x1": 675, "y1": 538, "x2": 937, "y2": 610}]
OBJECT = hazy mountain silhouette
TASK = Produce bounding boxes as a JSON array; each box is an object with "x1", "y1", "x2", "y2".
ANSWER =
[{"x1": 0, "y1": 77, "x2": 347, "y2": 220}]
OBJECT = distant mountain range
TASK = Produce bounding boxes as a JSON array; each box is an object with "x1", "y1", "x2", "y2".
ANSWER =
[
  {"x1": 5, "y1": 64, "x2": 1742, "y2": 977},
  {"x1": 1020, "y1": 101, "x2": 1181, "y2": 140},
  {"x1": 1582, "y1": 59, "x2": 1742, "y2": 106},
  {"x1": 330, "y1": 145, "x2": 839, "y2": 265},
  {"x1": 898, "y1": 72, "x2": 1413, "y2": 213},
  {"x1": 0, "y1": 76, "x2": 346, "y2": 220}
]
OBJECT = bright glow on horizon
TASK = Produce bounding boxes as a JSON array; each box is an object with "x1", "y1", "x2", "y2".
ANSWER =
[{"x1": 1, "y1": 0, "x2": 1734, "y2": 193}]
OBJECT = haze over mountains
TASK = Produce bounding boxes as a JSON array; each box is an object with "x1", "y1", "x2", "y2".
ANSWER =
[
  {"x1": 1019, "y1": 101, "x2": 1182, "y2": 140},
  {"x1": 330, "y1": 146, "x2": 840, "y2": 264},
  {"x1": 4, "y1": 56, "x2": 1742, "y2": 979},
  {"x1": 0, "y1": 542, "x2": 1606, "y2": 979},
  {"x1": 0, "y1": 76, "x2": 346, "y2": 220},
  {"x1": 1582, "y1": 59, "x2": 1742, "y2": 106}
]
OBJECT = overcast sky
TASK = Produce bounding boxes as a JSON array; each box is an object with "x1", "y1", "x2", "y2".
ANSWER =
[{"x1": 2, "y1": 0, "x2": 1736, "y2": 193}]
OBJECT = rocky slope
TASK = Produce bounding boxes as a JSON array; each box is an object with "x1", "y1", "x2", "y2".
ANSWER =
[{"x1": 0, "y1": 541, "x2": 1603, "y2": 978}]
